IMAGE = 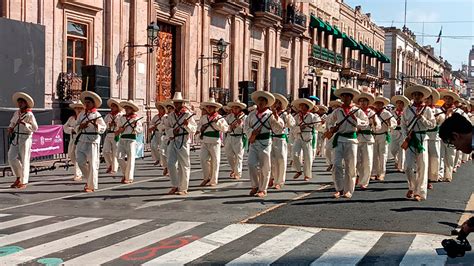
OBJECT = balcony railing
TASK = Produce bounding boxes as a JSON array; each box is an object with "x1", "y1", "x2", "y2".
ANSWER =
[
  {"x1": 312, "y1": 45, "x2": 342, "y2": 65},
  {"x1": 283, "y1": 9, "x2": 306, "y2": 27},
  {"x1": 56, "y1": 72, "x2": 82, "y2": 101},
  {"x1": 383, "y1": 70, "x2": 390, "y2": 79},
  {"x1": 366, "y1": 65, "x2": 378, "y2": 76},
  {"x1": 336, "y1": 53, "x2": 343, "y2": 65},
  {"x1": 251, "y1": 0, "x2": 282, "y2": 17},
  {"x1": 209, "y1": 87, "x2": 231, "y2": 105},
  {"x1": 350, "y1": 59, "x2": 361, "y2": 71}
]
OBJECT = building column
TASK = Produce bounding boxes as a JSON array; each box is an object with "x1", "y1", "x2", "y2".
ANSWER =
[
  {"x1": 199, "y1": 3, "x2": 211, "y2": 101},
  {"x1": 264, "y1": 27, "x2": 276, "y2": 90},
  {"x1": 127, "y1": 0, "x2": 137, "y2": 100},
  {"x1": 231, "y1": 15, "x2": 244, "y2": 100}
]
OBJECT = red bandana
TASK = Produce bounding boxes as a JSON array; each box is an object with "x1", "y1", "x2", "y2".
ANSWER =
[
  {"x1": 208, "y1": 112, "x2": 219, "y2": 121},
  {"x1": 341, "y1": 104, "x2": 353, "y2": 115},
  {"x1": 20, "y1": 108, "x2": 32, "y2": 114},
  {"x1": 126, "y1": 113, "x2": 137, "y2": 119}
]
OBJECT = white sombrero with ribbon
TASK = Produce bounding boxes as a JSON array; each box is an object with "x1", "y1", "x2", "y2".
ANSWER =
[
  {"x1": 391, "y1": 95, "x2": 410, "y2": 106},
  {"x1": 202, "y1": 97, "x2": 223, "y2": 109},
  {"x1": 248, "y1": 105, "x2": 257, "y2": 112},
  {"x1": 272, "y1": 93, "x2": 289, "y2": 110},
  {"x1": 404, "y1": 85, "x2": 431, "y2": 100},
  {"x1": 69, "y1": 100, "x2": 85, "y2": 109},
  {"x1": 354, "y1": 92, "x2": 376, "y2": 105},
  {"x1": 292, "y1": 98, "x2": 315, "y2": 111},
  {"x1": 108, "y1": 98, "x2": 123, "y2": 110},
  {"x1": 12, "y1": 92, "x2": 35, "y2": 108},
  {"x1": 329, "y1": 99, "x2": 343, "y2": 108},
  {"x1": 120, "y1": 100, "x2": 140, "y2": 112},
  {"x1": 439, "y1": 89, "x2": 460, "y2": 102},
  {"x1": 316, "y1": 105, "x2": 329, "y2": 113},
  {"x1": 251, "y1": 91, "x2": 275, "y2": 108},
  {"x1": 374, "y1": 96, "x2": 390, "y2": 106},
  {"x1": 80, "y1": 91, "x2": 102, "y2": 108},
  {"x1": 334, "y1": 86, "x2": 361, "y2": 98},
  {"x1": 172, "y1": 92, "x2": 189, "y2": 103},
  {"x1": 227, "y1": 99, "x2": 247, "y2": 109}
]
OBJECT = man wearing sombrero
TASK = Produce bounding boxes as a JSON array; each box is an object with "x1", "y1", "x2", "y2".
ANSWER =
[
  {"x1": 225, "y1": 99, "x2": 247, "y2": 181},
  {"x1": 103, "y1": 98, "x2": 123, "y2": 175},
  {"x1": 116, "y1": 100, "x2": 143, "y2": 184},
  {"x1": 424, "y1": 88, "x2": 444, "y2": 189},
  {"x1": 269, "y1": 93, "x2": 295, "y2": 189},
  {"x1": 8, "y1": 92, "x2": 38, "y2": 189},
  {"x1": 389, "y1": 95, "x2": 410, "y2": 172},
  {"x1": 163, "y1": 92, "x2": 197, "y2": 195},
  {"x1": 354, "y1": 91, "x2": 380, "y2": 190},
  {"x1": 244, "y1": 91, "x2": 284, "y2": 197},
  {"x1": 371, "y1": 96, "x2": 397, "y2": 181},
  {"x1": 401, "y1": 85, "x2": 436, "y2": 201},
  {"x1": 75, "y1": 91, "x2": 106, "y2": 192},
  {"x1": 197, "y1": 98, "x2": 229, "y2": 187},
  {"x1": 323, "y1": 99, "x2": 343, "y2": 172},
  {"x1": 150, "y1": 101, "x2": 168, "y2": 168},
  {"x1": 326, "y1": 87, "x2": 368, "y2": 199},
  {"x1": 315, "y1": 104, "x2": 329, "y2": 159},
  {"x1": 160, "y1": 99, "x2": 176, "y2": 176},
  {"x1": 291, "y1": 97, "x2": 321, "y2": 182},
  {"x1": 63, "y1": 100, "x2": 85, "y2": 181}
]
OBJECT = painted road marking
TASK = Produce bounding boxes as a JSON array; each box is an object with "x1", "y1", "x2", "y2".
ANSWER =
[
  {"x1": 0, "y1": 215, "x2": 52, "y2": 230},
  {"x1": 399, "y1": 234, "x2": 447, "y2": 266}
]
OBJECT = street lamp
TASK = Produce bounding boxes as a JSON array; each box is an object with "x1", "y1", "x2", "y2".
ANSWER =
[
  {"x1": 199, "y1": 38, "x2": 229, "y2": 73},
  {"x1": 125, "y1": 21, "x2": 161, "y2": 54}
]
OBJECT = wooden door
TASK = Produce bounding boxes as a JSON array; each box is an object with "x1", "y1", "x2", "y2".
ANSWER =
[{"x1": 155, "y1": 24, "x2": 175, "y2": 101}]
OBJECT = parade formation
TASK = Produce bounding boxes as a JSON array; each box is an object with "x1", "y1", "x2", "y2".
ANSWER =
[{"x1": 6, "y1": 87, "x2": 474, "y2": 201}]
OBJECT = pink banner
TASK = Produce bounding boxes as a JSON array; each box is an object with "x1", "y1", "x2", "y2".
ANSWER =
[{"x1": 31, "y1": 125, "x2": 64, "y2": 158}]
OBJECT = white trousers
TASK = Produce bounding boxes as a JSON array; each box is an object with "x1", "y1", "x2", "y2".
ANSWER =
[
  {"x1": 427, "y1": 140, "x2": 441, "y2": 182},
  {"x1": 167, "y1": 141, "x2": 190, "y2": 192},
  {"x1": 150, "y1": 133, "x2": 161, "y2": 162},
  {"x1": 200, "y1": 143, "x2": 221, "y2": 185},
  {"x1": 292, "y1": 138, "x2": 313, "y2": 178},
  {"x1": 271, "y1": 137, "x2": 288, "y2": 185},
  {"x1": 248, "y1": 142, "x2": 271, "y2": 192},
  {"x1": 333, "y1": 142, "x2": 357, "y2": 194},
  {"x1": 118, "y1": 139, "x2": 137, "y2": 181},
  {"x1": 405, "y1": 140, "x2": 429, "y2": 199},
  {"x1": 372, "y1": 135, "x2": 388, "y2": 177},
  {"x1": 317, "y1": 134, "x2": 327, "y2": 158},
  {"x1": 325, "y1": 137, "x2": 334, "y2": 165},
  {"x1": 462, "y1": 153, "x2": 470, "y2": 162},
  {"x1": 455, "y1": 150, "x2": 462, "y2": 167},
  {"x1": 76, "y1": 141, "x2": 100, "y2": 190},
  {"x1": 440, "y1": 143, "x2": 456, "y2": 181},
  {"x1": 67, "y1": 140, "x2": 82, "y2": 178},
  {"x1": 224, "y1": 135, "x2": 245, "y2": 178},
  {"x1": 103, "y1": 136, "x2": 119, "y2": 172},
  {"x1": 8, "y1": 137, "x2": 32, "y2": 184},
  {"x1": 390, "y1": 131, "x2": 405, "y2": 170},
  {"x1": 159, "y1": 139, "x2": 169, "y2": 168},
  {"x1": 357, "y1": 142, "x2": 374, "y2": 187}
]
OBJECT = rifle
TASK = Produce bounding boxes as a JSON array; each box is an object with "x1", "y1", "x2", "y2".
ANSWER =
[
  {"x1": 8, "y1": 112, "x2": 28, "y2": 145},
  {"x1": 171, "y1": 113, "x2": 196, "y2": 139},
  {"x1": 74, "y1": 115, "x2": 104, "y2": 145},
  {"x1": 401, "y1": 105, "x2": 427, "y2": 150},
  {"x1": 248, "y1": 112, "x2": 274, "y2": 144},
  {"x1": 229, "y1": 113, "x2": 245, "y2": 129},
  {"x1": 323, "y1": 109, "x2": 359, "y2": 139},
  {"x1": 115, "y1": 117, "x2": 144, "y2": 142},
  {"x1": 199, "y1": 115, "x2": 224, "y2": 140}
]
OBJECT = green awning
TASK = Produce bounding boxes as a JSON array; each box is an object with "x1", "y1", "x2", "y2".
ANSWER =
[
  {"x1": 342, "y1": 33, "x2": 360, "y2": 49},
  {"x1": 332, "y1": 26, "x2": 344, "y2": 39},
  {"x1": 310, "y1": 15, "x2": 329, "y2": 32},
  {"x1": 359, "y1": 42, "x2": 376, "y2": 57},
  {"x1": 377, "y1": 51, "x2": 391, "y2": 63}
]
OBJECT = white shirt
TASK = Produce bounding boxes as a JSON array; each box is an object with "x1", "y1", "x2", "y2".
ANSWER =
[
  {"x1": 64, "y1": 115, "x2": 78, "y2": 142},
  {"x1": 244, "y1": 108, "x2": 284, "y2": 147},
  {"x1": 401, "y1": 104, "x2": 436, "y2": 143},
  {"x1": 9, "y1": 110, "x2": 38, "y2": 142},
  {"x1": 226, "y1": 113, "x2": 247, "y2": 136},
  {"x1": 164, "y1": 110, "x2": 197, "y2": 146},
  {"x1": 117, "y1": 114, "x2": 143, "y2": 136},
  {"x1": 292, "y1": 112, "x2": 321, "y2": 142},
  {"x1": 104, "y1": 112, "x2": 123, "y2": 138},
  {"x1": 358, "y1": 108, "x2": 380, "y2": 143},
  {"x1": 373, "y1": 108, "x2": 397, "y2": 134},
  {"x1": 75, "y1": 110, "x2": 106, "y2": 144},
  {"x1": 327, "y1": 105, "x2": 369, "y2": 143},
  {"x1": 197, "y1": 113, "x2": 229, "y2": 144}
]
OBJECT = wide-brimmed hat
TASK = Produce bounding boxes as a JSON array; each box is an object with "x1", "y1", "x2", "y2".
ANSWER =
[
  {"x1": 428, "y1": 88, "x2": 440, "y2": 103},
  {"x1": 202, "y1": 98, "x2": 223, "y2": 109},
  {"x1": 404, "y1": 85, "x2": 431, "y2": 100},
  {"x1": 163, "y1": 99, "x2": 174, "y2": 107},
  {"x1": 120, "y1": 100, "x2": 139, "y2": 112},
  {"x1": 248, "y1": 105, "x2": 257, "y2": 112},
  {"x1": 80, "y1": 91, "x2": 102, "y2": 108},
  {"x1": 154, "y1": 101, "x2": 167, "y2": 110},
  {"x1": 227, "y1": 99, "x2": 247, "y2": 110},
  {"x1": 223, "y1": 106, "x2": 231, "y2": 112},
  {"x1": 316, "y1": 105, "x2": 328, "y2": 113},
  {"x1": 107, "y1": 98, "x2": 123, "y2": 110},
  {"x1": 272, "y1": 93, "x2": 289, "y2": 109},
  {"x1": 354, "y1": 92, "x2": 375, "y2": 105},
  {"x1": 199, "y1": 102, "x2": 207, "y2": 110},
  {"x1": 12, "y1": 92, "x2": 35, "y2": 108},
  {"x1": 329, "y1": 99, "x2": 343, "y2": 108},
  {"x1": 251, "y1": 91, "x2": 275, "y2": 108},
  {"x1": 172, "y1": 92, "x2": 189, "y2": 102},
  {"x1": 374, "y1": 96, "x2": 390, "y2": 106},
  {"x1": 391, "y1": 95, "x2": 410, "y2": 106},
  {"x1": 292, "y1": 98, "x2": 315, "y2": 111},
  {"x1": 439, "y1": 89, "x2": 460, "y2": 102},
  {"x1": 69, "y1": 100, "x2": 85, "y2": 109},
  {"x1": 334, "y1": 87, "x2": 361, "y2": 98}
]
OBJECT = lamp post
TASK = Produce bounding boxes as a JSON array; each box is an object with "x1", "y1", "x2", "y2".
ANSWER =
[
  {"x1": 125, "y1": 21, "x2": 161, "y2": 54},
  {"x1": 199, "y1": 38, "x2": 229, "y2": 72}
]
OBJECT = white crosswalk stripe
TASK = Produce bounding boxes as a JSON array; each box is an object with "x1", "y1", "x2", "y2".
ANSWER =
[
  {"x1": 0, "y1": 214, "x2": 10, "y2": 218},
  {"x1": 0, "y1": 215, "x2": 52, "y2": 230},
  {"x1": 400, "y1": 234, "x2": 448, "y2": 266}
]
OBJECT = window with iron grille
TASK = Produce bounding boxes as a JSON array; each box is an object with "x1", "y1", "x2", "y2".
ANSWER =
[
  {"x1": 251, "y1": 61, "x2": 259, "y2": 90},
  {"x1": 212, "y1": 54, "x2": 223, "y2": 88}
]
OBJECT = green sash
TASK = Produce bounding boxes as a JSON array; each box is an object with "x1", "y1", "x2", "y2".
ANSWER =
[
  {"x1": 255, "y1": 132, "x2": 272, "y2": 140},
  {"x1": 408, "y1": 131, "x2": 427, "y2": 153},
  {"x1": 373, "y1": 132, "x2": 391, "y2": 144},
  {"x1": 242, "y1": 134, "x2": 248, "y2": 149},
  {"x1": 359, "y1": 130, "x2": 373, "y2": 135},
  {"x1": 332, "y1": 132, "x2": 357, "y2": 148},
  {"x1": 121, "y1": 134, "x2": 137, "y2": 140},
  {"x1": 203, "y1": 131, "x2": 220, "y2": 138},
  {"x1": 272, "y1": 133, "x2": 289, "y2": 143}
]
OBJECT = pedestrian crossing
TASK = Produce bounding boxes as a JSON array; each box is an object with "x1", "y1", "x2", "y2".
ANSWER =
[{"x1": 0, "y1": 213, "x2": 450, "y2": 265}]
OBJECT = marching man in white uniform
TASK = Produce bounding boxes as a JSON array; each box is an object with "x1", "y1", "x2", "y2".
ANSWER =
[
  {"x1": 75, "y1": 91, "x2": 106, "y2": 192},
  {"x1": 103, "y1": 99, "x2": 123, "y2": 174},
  {"x1": 8, "y1": 92, "x2": 38, "y2": 189},
  {"x1": 425, "y1": 88, "x2": 444, "y2": 189},
  {"x1": 225, "y1": 100, "x2": 247, "y2": 180},
  {"x1": 164, "y1": 92, "x2": 197, "y2": 195},
  {"x1": 401, "y1": 85, "x2": 436, "y2": 201},
  {"x1": 316, "y1": 105, "x2": 329, "y2": 158},
  {"x1": 115, "y1": 100, "x2": 143, "y2": 184},
  {"x1": 324, "y1": 100, "x2": 343, "y2": 172},
  {"x1": 269, "y1": 93, "x2": 295, "y2": 189},
  {"x1": 149, "y1": 101, "x2": 168, "y2": 167},
  {"x1": 390, "y1": 95, "x2": 410, "y2": 172},
  {"x1": 63, "y1": 100, "x2": 85, "y2": 181},
  {"x1": 326, "y1": 87, "x2": 368, "y2": 199},
  {"x1": 245, "y1": 91, "x2": 284, "y2": 198},
  {"x1": 354, "y1": 92, "x2": 380, "y2": 190},
  {"x1": 197, "y1": 98, "x2": 229, "y2": 187},
  {"x1": 291, "y1": 98, "x2": 321, "y2": 181},
  {"x1": 371, "y1": 96, "x2": 397, "y2": 181}
]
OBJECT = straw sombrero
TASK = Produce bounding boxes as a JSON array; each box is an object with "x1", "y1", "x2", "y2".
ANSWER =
[
  {"x1": 69, "y1": 100, "x2": 84, "y2": 109},
  {"x1": 202, "y1": 98, "x2": 223, "y2": 109},
  {"x1": 429, "y1": 88, "x2": 440, "y2": 103},
  {"x1": 292, "y1": 98, "x2": 315, "y2": 111},
  {"x1": 334, "y1": 87, "x2": 360, "y2": 98},
  {"x1": 172, "y1": 92, "x2": 189, "y2": 103},
  {"x1": 12, "y1": 92, "x2": 35, "y2": 108},
  {"x1": 227, "y1": 99, "x2": 247, "y2": 109},
  {"x1": 251, "y1": 91, "x2": 275, "y2": 108},
  {"x1": 248, "y1": 105, "x2": 257, "y2": 112},
  {"x1": 80, "y1": 91, "x2": 102, "y2": 108},
  {"x1": 354, "y1": 92, "x2": 375, "y2": 105},
  {"x1": 374, "y1": 96, "x2": 390, "y2": 106},
  {"x1": 316, "y1": 105, "x2": 328, "y2": 113},
  {"x1": 120, "y1": 100, "x2": 139, "y2": 112},
  {"x1": 329, "y1": 99, "x2": 343, "y2": 108},
  {"x1": 404, "y1": 85, "x2": 431, "y2": 100},
  {"x1": 223, "y1": 106, "x2": 231, "y2": 112},
  {"x1": 439, "y1": 89, "x2": 460, "y2": 102},
  {"x1": 391, "y1": 95, "x2": 410, "y2": 106},
  {"x1": 108, "y1": 98, "x2": 123, "y2": 110},
  {"x1": 155, "y1": 101, "x2": 167, "y2": 110},
  {"x1": 273, "y1": 93, "x2": 289, "y2": 109}
]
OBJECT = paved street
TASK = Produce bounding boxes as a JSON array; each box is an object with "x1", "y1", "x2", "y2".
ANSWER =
[{"x1": 0, "y1": 150, "x2": 473, "y2": 265}]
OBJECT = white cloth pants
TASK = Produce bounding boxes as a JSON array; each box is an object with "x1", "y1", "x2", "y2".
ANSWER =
[
  {"x1": 292, "y1": 139, "x2": 313, "y2": 178},
  {"x1": 357, "y1": 142, "x2": 374, "y2": 187},
  {"x1": 427, "y1": 140, "x2": 441, "y2": 182},
  {"x1": 440, "y1": 143, "x2": 456, "y2": 181},
  {"x1": 372, "y1": 135, "x2": 388, "y2": 177},
  {"x1": 67, "y1": 140, "x2": 82, "y2": 178},
  {"x1": 248, "y1": 142, "x2": 271, "y2": 193},
  {"x1": 390, "y1": 131, "x2": 405, "y2": 170},
  {"x1": 8, "y1": 137, "x2": 32, "y2": 184},
  {"x1": 150, "y1": 133, "x2": 161, "y2": 162},
  {"x1": 271, "y1": 137, "x2": 288, "y2": 185},
  {"x1": 200, "y1": 143, "x2": 221, "y2": 185},
  {"x1": 118, "y1": 139, "x2": 137, "y2": 181},
  {"x1": 225, "y1": 135, "x2": 244, "y2": 178},
  {"x1": 160, "y1": 139, "x2": 169, "y2": 169},
  {"x1": 76, "y1": 141, "x2": 100, "y2": 190},
  {"x1": 332, "y1": 142, "x2": 358, "y2": 194},
  {"x1": 103, "y1": 136, "x2": 119, "y2": 172},
  {"x1": 325, "y1": 137, "x2": 334, "y2": 165},
  {"x1": 405, "y1": 140, "x2": 429, "y2": 199},
  {"x1": 318, "y1": 134, "x2": 327, "y2": 158},
  {"x1": 167, "y1": 141, "x2": 191, "y2": 192}
]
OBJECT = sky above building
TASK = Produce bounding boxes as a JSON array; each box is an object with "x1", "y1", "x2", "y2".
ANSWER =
[{"x1": 345, "y1": 0, "x2": 473, "y2": 70}]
